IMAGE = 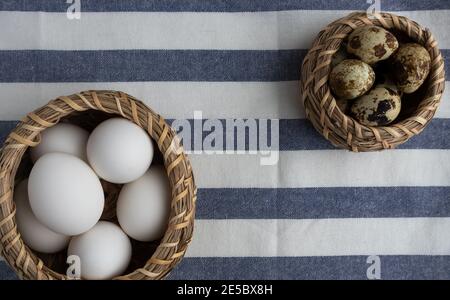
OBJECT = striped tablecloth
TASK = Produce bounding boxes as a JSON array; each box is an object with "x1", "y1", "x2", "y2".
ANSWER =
[{"x1": 1, "y1": 1, "x2": 450, "y2": 280}]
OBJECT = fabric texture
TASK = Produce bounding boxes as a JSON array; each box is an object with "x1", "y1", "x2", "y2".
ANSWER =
[{"x1": 0, "y1": 0, "x2": 449, "y2": 280}]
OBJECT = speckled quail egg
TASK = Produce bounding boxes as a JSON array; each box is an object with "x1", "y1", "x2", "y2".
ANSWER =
[
  {"x1": 351, "y1": 87, "x2": 401, "y2": 126},
  {"x1": 330, "y1": 59, "x2": 376, "y2": 100},
  {"x1": 347, "y1": 26, "x2": 399, "y2": 65},
  {"x1": 391, "y1": 43, "x2": 431, "y2": 94},
  {"x1": 331, "y1": 44, "x2": 348, "y2": 68}
]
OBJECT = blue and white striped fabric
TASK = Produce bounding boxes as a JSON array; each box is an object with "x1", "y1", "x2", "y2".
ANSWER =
[{"x1": 1, "y1": 0, "x2": 450, "y2": 280}]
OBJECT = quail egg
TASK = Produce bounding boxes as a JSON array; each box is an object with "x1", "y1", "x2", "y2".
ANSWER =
[
  {"x1": 351, "y1": 87, "x2": 401, "y2": 126},
  {"x1": 347, "y1": 26, "x2": 399, "y2": 65},
  {"x1": 391, "y1": 43, "x2": 431, "y2": 94},
  {"x1": 330, "y1": 59, "x2": 376, "y2": 100}
]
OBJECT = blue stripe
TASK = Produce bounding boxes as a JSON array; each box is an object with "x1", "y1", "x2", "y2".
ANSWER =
[
  {"x1": 0, "y1": 50, "x2": 303, "y2": 82},
  {"x1": 286, "y1": 118, "x2": 450, "y2": 150},
  {"x1": 196, "y1": 187, "x2": 450, "y2": 219},
  {"x1": 0, "y1": 262, "x2": 16, "y2": 280},
  {"x1": 2, "y1": 118, "x2": 450, "y2": 151},
  {"x1": 0, "y1": 0, "x2": 448, "y2": 12},
  {"x1": 0, "y1": 121, "x2": 18, "y2": 145},
  {"x1": 1, "y1": 50, "x2": 449, "y2": 82},
  {"x1": 168, "y1": 256, "x2": 450, "y2": 279},
  {"x1": 2, "y1": 256, "x2": 450, "y2": 280}
]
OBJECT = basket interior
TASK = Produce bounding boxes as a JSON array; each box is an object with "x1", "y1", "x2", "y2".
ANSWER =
[
  {"x1": 14, "y1": 110, "x2": 165, "y2": 277},
  {"x1": 299, "y1": 12, "x2": 446, "y2": 152},
  {"x1": 331, "y1": 27, "x2": 433, "y2": 124}
]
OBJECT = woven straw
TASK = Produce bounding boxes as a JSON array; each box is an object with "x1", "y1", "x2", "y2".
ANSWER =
[
  {"x1": 0, "y1": 90, "x2": 196, "y2": 280},
  {"x1": 300, "y1": 12, "x2": 446, "y2": 152}
]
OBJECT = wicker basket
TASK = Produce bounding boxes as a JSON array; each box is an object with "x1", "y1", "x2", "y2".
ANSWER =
[
  {"x1": 300, "y1": 12, "x2": 446, "y2": 152},
  {"x1": 0, "y1": 90, "x2": 196, "y2": 280}
]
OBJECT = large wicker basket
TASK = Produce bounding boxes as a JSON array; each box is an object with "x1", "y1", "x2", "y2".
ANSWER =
[
  {"x1": 0, "y1": 90, "x2": 196, "y2": 279},
  {"x1": 300, "y1": 12, "x2": 445, "y2": 152}
]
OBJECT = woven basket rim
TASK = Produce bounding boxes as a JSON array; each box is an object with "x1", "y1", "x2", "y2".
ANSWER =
[
  {"x1": 300, "y1": 11, "x2": 446, "y2": 152},
  {"x1": 0, "y1": 90, "x2": 196, "y2": 280}
]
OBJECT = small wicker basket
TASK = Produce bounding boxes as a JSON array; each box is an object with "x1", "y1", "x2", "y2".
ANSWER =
[
  {"x1": 0, "y1": 90, "x2": 196, "y2": 280},
  {"x1": 300, "y1": 12, "x2": 445, "y2": 152}
]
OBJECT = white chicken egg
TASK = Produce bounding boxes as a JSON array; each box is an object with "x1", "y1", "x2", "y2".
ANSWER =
[
  {"x1": 68, "y1": 221, "x2": 132, "y2": 280},
  {"x1": 28, "y1": 152, "x2": 104, "y2": 236},
  {"x1": 30, "y1": 123, "x2": 89, "y2": 163},
  {"x1": 14, "y1": 179, "x2": 70, "y2": 253},
  {"x1": 117, "y1": 165, "x2": 170, "y2": 242},
  {"x1": 87, "y1": 118, "x2": 154, "y2": 184}
]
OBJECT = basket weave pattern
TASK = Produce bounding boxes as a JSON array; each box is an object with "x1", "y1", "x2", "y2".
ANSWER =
[
  {"x1": 0, "y1": 90, "x2": 196, "y2": 280},
  {"x1": 300, "y1": 12, "x2": 445, "y2": 151}
]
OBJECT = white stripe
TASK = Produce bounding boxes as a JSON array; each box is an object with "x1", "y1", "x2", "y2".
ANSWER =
[
  {"x1": 189, "y1": 150, "x2": 450, "y2": 188},
  {"x1": 3, "y1": 219, "x2": 449, "y2": 260},
  {"x1": 3, "y1": 219, "x2": 449, "y2": 259},
  {"x1": 186, "y1": 218, "x2": 450, "y2": 257},
  {"x1": 0, "y1": 256, "x2": 4, "y2": 262},
  {"x1": 0, "y1": 10, "x2": 449, "y2": 50},
  {"x1": 0, "y1": 82, "x2": 301, "y2": 120},
  {"x1": 0, "y1": 82, "x2": 449, "y2": 120}
]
